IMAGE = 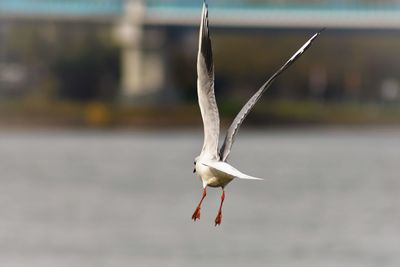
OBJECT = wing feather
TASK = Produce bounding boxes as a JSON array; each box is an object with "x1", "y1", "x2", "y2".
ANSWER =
[
  {"x1": 197, "y1": 2, "x2": 220, "y2": 159},
  {"x1": 219, "y1": 30, "x2": 324, "y2": 161}
]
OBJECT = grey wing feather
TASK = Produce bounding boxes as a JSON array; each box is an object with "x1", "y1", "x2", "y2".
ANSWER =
[
  {"x1": 219, "y1": 30, "x2": 324, "y2": 161},
  {"x1": 197, "y1": 2, "x2": 220, "y2": 160}
]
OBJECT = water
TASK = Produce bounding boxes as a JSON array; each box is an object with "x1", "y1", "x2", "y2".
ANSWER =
[{"x1": 0, "y1": 128, "x2": 400, "y2": 267}]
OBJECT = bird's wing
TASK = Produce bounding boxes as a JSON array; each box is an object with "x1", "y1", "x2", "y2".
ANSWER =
[
  {"x1": 201, "y1": 160, "x2": 263, "y2": 180},
  {"x1": 197, "y1": 2, "x2": 220, "y2": 160},
  {"x1": 219, "y1": 30, "x2": 323, "y2": 161}
]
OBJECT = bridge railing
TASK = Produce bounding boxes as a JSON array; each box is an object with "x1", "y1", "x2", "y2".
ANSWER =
[
  {"x1": 2, "y1": 0, "x2": 400, "y2": 24},
  {"x1": 0, "y1": 0, "x2": 124, "y2": 19}
]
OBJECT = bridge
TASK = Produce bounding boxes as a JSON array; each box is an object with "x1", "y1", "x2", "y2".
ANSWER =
[
  {"x1": 1, "y1": 0, "x2": 400, "y2": 97},
  {"x1": 1, "y1": 0, "x2": 400, "y2": 29}
]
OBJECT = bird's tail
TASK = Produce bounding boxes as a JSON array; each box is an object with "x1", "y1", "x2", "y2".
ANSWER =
[
  {"x1": 237, "y1": 175, "x2": 264, "y2": 181},
  {"x1": 201, "y1": 160, "x2": 264, "y2": 181}
]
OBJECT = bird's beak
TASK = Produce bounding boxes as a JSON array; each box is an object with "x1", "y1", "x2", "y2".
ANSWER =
[{"x1": 193, "y1": 168, "x2": 196, "y2": 173}]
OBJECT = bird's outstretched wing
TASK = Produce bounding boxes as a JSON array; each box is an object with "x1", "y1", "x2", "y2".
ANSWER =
[
  {"x1": 197, "y1": 2, "x2": 220, "y2": 160},
  {"x1": 219, "y1": 30, "x2": 324, "y2": 162}
]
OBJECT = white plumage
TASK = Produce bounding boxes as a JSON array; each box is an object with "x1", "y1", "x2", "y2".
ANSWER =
[{"x1": 192, "y1": 1, "x2": 323, "y2": 226}]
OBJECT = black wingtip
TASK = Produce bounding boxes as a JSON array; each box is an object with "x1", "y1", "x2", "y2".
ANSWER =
[
  {"x1": 199, "y1": 0, "x2": 213, "y2": 75},
  {"x1": 317, "y1": 27, "x2": 326, "y2": 35},
  {"x1": 308, "y1": 28, "x2": 325, "y2": 45},
  {"x1": 201, "y1": 0, "x2": 208, "y2": 23}
]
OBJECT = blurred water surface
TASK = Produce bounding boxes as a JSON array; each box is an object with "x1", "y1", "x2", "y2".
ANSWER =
[{"x1": 0, "y1": 128, "x2": 400, "y2": 267}]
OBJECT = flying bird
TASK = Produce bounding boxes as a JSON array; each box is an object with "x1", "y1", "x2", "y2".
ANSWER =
[{"x1": 192, "y1": 1, "x2": 323, "y2": 226}]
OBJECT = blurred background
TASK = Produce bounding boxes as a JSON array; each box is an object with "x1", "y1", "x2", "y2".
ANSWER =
[
  {"x1": 2, "y1": 0, "x2": 400, "y2": 127},
  {"x1": 1, "y1": 0, "x2": 400, "y2": 266}
]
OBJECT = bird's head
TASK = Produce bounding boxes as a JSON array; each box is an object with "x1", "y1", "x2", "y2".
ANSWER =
[{"x1": 193, "y1": 156, "x2": 200, "y2": 173}]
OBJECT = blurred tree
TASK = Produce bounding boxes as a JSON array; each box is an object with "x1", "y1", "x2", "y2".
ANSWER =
[
  {"x1": 1, "y1": 22, "x2": 120, "y2": 101},
  {"x1": 53, "y1": 41, "x2": 120, "y2": 101}
]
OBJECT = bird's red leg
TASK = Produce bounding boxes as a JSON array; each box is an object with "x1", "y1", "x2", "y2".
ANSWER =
[
  {"x1": 192, "y1": 187, "x2": 207, "y2": 221},
  {"x1": 214, "y1": 190, "x2": 225, "y2": 226}
]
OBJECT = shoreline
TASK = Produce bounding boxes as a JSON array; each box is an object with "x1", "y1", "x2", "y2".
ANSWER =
[{"x1": 1, "y1": 99, "x2": 400, "y2": 129}]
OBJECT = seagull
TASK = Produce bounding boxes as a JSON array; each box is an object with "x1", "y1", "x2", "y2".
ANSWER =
[{"x1": 192, "y1": 1, "x2": 323, "y2": 226}]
